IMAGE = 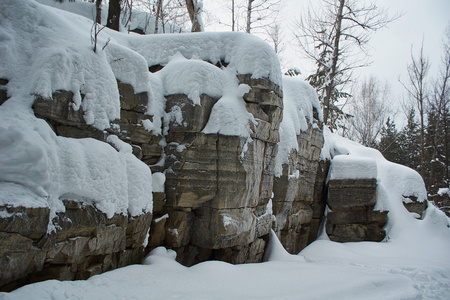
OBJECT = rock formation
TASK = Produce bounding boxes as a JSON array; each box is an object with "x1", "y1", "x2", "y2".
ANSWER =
[
  {"x1": 0, "y1": 0, "x2": 433, "y2": 293},
  {"x1": 148, "y1": 75, "x2": 282, "y2": 265},
  {"x1": 0, "y1": 195, "x2": 150, "y2": 291},
  {"x1": 272, "y1": 124, "x2": 325, "y2": 253}
]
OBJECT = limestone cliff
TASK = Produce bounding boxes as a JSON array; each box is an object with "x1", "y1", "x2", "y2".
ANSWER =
[{"x1": 0, "y1": 0, "x2": 429, "y2": 291}]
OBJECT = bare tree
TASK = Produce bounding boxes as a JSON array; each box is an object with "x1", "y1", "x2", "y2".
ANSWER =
[
  {"x1": 231, "y1": 0, "x2": 236, "y2": 31},
  {"x1": 95, "y1": 0, "x2": 102, "y2": 24},
  {"x1": 427, "y1": 29, "x2": 450, "y2": 189},
  {"x1": 245, "y1": 0, "x2": 279, "y2": 34},
  {"x1": 154, "y1": 0, "x2": 163, "y2": 33},
  {"x1": 134, "y1": 0, "x2": 190, "y2": 33},
  {"x1": 245, "y1": 0, "x2": 253, "y2": 33},
  {"x1": 345, "y1": 76, "x2": 392, "y2": 147},
  {"x1": 400, "y1": 42, "x2": 430, "y2": 177},
  {"x1": 186, "y1": 0, "x2": 203, "y2": 32},
  {"x1": 266, "y1": 22, "x2": 283, "y2": 54},
  {"x1": 295, "y1": 0, "x2": 397, "y2": 127}
]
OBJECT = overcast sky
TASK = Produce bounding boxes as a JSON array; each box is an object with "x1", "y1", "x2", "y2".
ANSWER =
[{"x1": 203, "y1": 0, "x2": 450, "y2": 122}]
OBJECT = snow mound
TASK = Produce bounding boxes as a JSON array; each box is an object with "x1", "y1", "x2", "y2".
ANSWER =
[
  {"x1": 158, "y1": 53, "x2": 224, "y2": 105},
  {"x1": 322, "y1": 126, "x2": 429, "y2": 225},
  {"x1": 126, "y1": 31, "x2": 282, "y2": 86},
  {"x1": 0, "y1": 0, "x2": 153, "y2": 227},
  {"x1": 0, "y1": 0, "x2": 120, "y2": 130},
  {"x1": 202, "y1": 85, "x2": 254, "y2": 137}
]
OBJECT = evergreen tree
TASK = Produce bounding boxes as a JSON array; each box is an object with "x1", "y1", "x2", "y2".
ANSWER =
[
  {"x1": 425, "y1": 109, "x2": 444, "y2": 193},
  {"x1": 398, "y1": 108, "x2": 420, "y2": 169},
  {"x1": 376, "y1": 118, "x2": 401, "y2": 163}
]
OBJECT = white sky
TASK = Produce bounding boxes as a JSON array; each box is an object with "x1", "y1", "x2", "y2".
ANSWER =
[{"x1": 203, "y1": 0, "x2": 450, "y2": 123}]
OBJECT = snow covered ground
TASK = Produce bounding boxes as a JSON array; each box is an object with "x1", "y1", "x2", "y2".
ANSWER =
[{"x1": 2, "y1": 203, "x2": 449, "y2": 299}]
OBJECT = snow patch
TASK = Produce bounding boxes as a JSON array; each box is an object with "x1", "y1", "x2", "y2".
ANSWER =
[
  {"x1": 328, "y1": 155, "x2": 378, "y2": 181},
  {"x1": 154, "y1": 213, "x2": 169, "y2": 223},
  {"x1": 152, "y1": 172, "x2": 166, "y2": 193},
  {"x1": 275, "y1": 76, "x2": 322, "y2": 177}
]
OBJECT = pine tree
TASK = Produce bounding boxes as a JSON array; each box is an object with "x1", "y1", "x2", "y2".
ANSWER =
[
  {"x1": 376, "y1": 118, "x2": 401, "y2": 163},
  {"x1": 425, "y1": 109, "x2": 445, "y2": 193},
  {"x1": 398, "y1": 109, "x2": 420, "y2": 170}
]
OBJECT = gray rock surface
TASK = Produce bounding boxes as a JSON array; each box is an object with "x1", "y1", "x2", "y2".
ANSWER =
[
  {"x1": 326, "y1": 178, "x2": 387, "y2": 242},
  {"x1": 150, "y1": 74, "x2": 282, "y2": 266},
  {"x1": 271, "y1": 123, "x2": 325, "y2": 254}
]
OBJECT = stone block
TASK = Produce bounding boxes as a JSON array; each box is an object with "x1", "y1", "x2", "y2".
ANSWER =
[
  {"x1": 126, "y1": 213, "x2": 152, "y2": 249},
  {"x1": 403, "y1": 200, "x2": 427, "y2": 218},
  {"x1": 327, "y1": 179, "x2": 377, "y2": 210},
  {"x1": 164, "y1": 210, "x2": 194, "y2": 248},
  {"x1": 191, "y1": 207, "x2": 257, "y2": 249},
  {"x1": 0, "y1": 206, "x2": 49, "y2": 239},
  {"x1": 365, "y1": 224, "x2": 386, "y2": 242},
  {"x1": 328, "y1": 224, "x2": 366, "y2": 242},
  {"x1": 237, "y1": 74, "x2": 282, "y2": 99},
  {"x1": 165, "y1": 94, "x2": 218, "y2": 133},
  {"x1": 76, "y1": 263, "x2": 103, "y2": 280},
  {"x1": 367, "y1": 210, "x2": 388, "y2": 225},
  {"x1": 56, "y1": 124, "x2": 106, "y2": 140},
  {"x1": 0, "y1": 233, "x2": 46, "y2": 288},
  {"x1": 33, "y1": 90, "x2": 85, "y2": 126},
  {"x1": 152, "y1": 192, "x2": 166, "y2": 213},
  {"x1": 117, "y1": 81, "x2": 148, "y2": 113},
  {"x1": 147, "y1": 215, "x2": 167, "y2": 249},
  {"x1": 327, "y1": 208, "x2": 367, "y2": 225}
]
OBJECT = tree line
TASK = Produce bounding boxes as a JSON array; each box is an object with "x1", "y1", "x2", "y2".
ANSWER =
[{"x1": 374, "y1": 36, "x2": 450, "y2": 197}]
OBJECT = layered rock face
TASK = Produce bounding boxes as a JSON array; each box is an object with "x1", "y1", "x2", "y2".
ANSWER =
[
  {"x1": 149, "y1": 75, "x2": 282, "y2": 265},
  {"x1": 272, "y1": 125, "x2": 325, "y2": 253},
  {"x1": 326, "y1": 179, "x2": 387, "y2": 242},
  {"x1": 269, "y1": 77, "x2": 326, "y2": 254},
  {"x1": 0, "y1": 197, "x2": 150, "y2": 291},
  {"x1": 325, "y1": 156, "x2": 387, "y2": 242}
]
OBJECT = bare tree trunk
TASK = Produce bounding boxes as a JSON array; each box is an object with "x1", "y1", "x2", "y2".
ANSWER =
[
  {"x1": 186, "y1": 0, "x2": 202, "y2": 32},
  {"x1": 419, "y1": 93, "x2": 425, "y2": 177},
  {"x1": 232, "y1": 0, "x2": 235, "y2": 32},
  {"x1": 444, "y1": 91, "x2": 450, "y2": 187},
  {"x1": 95, "y1": 0, "x2": 102, "y2": 24},
  {"x1": 154, "y1": 0, "x2": 162, "y2": 34},
  {"x1": 107, "y1": 0, "x2": 122, "y2": 31},
  {"x1": 400, "y1": 43, "x2": 430, "y2": 178},
  {"x1": 246, "y1": 0, "x2": 254, "y2": 33},
  {"x1": 323, "y1": 0, "x2": 345, "y2": 125}
]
